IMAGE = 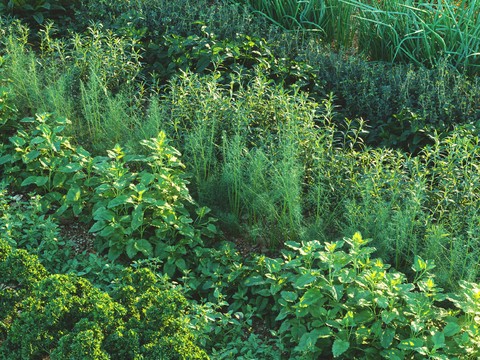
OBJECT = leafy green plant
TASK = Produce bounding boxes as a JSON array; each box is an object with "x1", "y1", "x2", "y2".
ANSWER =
[
  {"x1": 240, "y1": 233, "x2": 480, "y2": 358},
  {"x1": 0, "y1": 0, "x2": 80, "y2": 25},
  {"x1": 89, "y1": 132, "x2": 217, "y2": 266},
  {"x1": 0, "y1": 83, "x2": 18, "y2": 139},
  {"x1": 1, "y1": 113, "x2": 95, "y2": 218},
  {"x1": 0, "y1": 240, "x2": 209, "y2": 359}
]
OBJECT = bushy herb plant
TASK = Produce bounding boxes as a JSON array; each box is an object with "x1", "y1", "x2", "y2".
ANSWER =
[
  {"x1": 0, "y1": 239, "x2": 209, "y2": 359},
  {"x1": 239, "y1": 233, "x2": 480, "y2": 358}
]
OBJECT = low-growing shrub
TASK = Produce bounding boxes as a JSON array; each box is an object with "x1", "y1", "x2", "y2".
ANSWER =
[
  {"x1": 89, "y1": 133, "x2": 217, "y2": 265},
  {"x1": 0, "y1": 0, "x2": 81, "y2": 27},
  {"x1": 0, "y1": 240, "x2": 209, "y2": 359},
  {"x1": 301, "y1": 49, "x2": 480, "y2": 152},
  {"x1": 0, "y1": 240, "x2": 48, "y2": 321},
  {"x1": 1, "y1": 113, "x2": 96, "y2": 218},
  {"x1": 239, "y1": 233, "x2": 480, "y2": 358}
]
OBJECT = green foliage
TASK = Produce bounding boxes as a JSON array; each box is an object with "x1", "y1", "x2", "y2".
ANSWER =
[
  {"x1": 1, "y1": 21, "x2": 143, "y2": 126},
  {"x1": 0, "y1": 102, "x2": 216, "y2": 265},
  {"x1": 2, "y1": 4, "x2": 480, "y2": 357},
  {"x1": 75, "y1": 0, "x2": 276, "y2": 41},
  {"x1": 163, "y1": 71, "x2": 320, "y2": 245},
  {"x1": 0, "y1": 239, "x2": 48, "y2": 320},
  {"x1": 0, "y1": 0, "x2": 81, "y2": 25},
  {"x1": 303, "y1": 50, "x2": 480, "y2": 152},
  {"x1": 0, "y1": 243, "x2": 209, "y2": 359},
  {"x1": 88, "y1": 132, "x2": 217, "y2": 265},
  {"x1": 345, "y1": 0, "x2": 480, "y2": 73},
  {"x1": 147, "y1": 30, "x2": 276, "y2": 84},
  {"x1": 242, "y1": 0, "x2": 480, "y2": 73},
  {"x1": 0, "y1": 189, "x2": 68, "y2": 262},
  {"x1": 2, "y1": 113, "x2": 94, "y2": 218},
  {"x1": 0, "y1": 83, "x2": 18, "y2": 138},
  {"x1": 240, "y1": 233, "x2": 480, "y2": 358}
]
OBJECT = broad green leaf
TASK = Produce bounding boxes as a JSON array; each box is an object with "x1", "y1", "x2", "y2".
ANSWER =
[
  {"x1": 107, "y1": 195, "x2": 131, "y2": 208},
  {"x1": 0, "y1": 154, "x2": 12, "y2": 165},
  {"x1": 55, "y1": 203, "x2": 68, "y2": 216},
  {"x1": 89, "y1": 221, "x2": 107, "y2": 233},
  {"x1": 265, "y1": 258, "x2": 282, "y2": 273},
  {"x1": 98, "y1": 225, "x2": 115, "y2": 238},
  {"x1": 256, "y1": 289, "x2": 272, "y2": 297},
  {"x1": 432, "y1": 331, "x2": 445, "y2": 349},
  {"x1": 134, "y1": 239, "x2": 153, "y2": 257},
  {"x1": 175, "y1": 258, "x2": 187, "y2": 271},
  {"x1": 412, "y1": 255, "x2": 427, "y2": 272},
  {"x1": 410, "y1": 320, "x2": 424, "y2": 333},
  {"x1": 398, "y1": 338, "x2": 423, "y2": 350},
  {"x1": 108, "y1": 245, "x2": 123, "y2": 261},
  {"x1": 46, "y1": 191, "x2": 62, "y2": 202},
  {"x1": 311, "y1": 326, "x2": 332, "y2": 338},
  {"x1": 381, "y1": 310, "x2": 397, "y2": 324},
  {"x1": 376, "y1": 296, "x2": 389, "y2": 309},
  {"x1": 196, "y1": 55, "x2": 211, "y2": 72},
  {"x1": 332, "y1": 339, "x2": 350, "y2": 357},
  {"x1": 10, "y1": 136, "x2": 25, "y2": 146},
  {"x1": 270, "y1": 282, "x2": 282, "y2": 295},
  {"x1": 443, "y1": 322, "x2": 461, "y2": 336},
  {"x1": 126, "y1": 240, "x2": 138, "y2": 259},
  {"x1": 29, "y1": 136, "x2": 45, "y2": 145},
  {"x1": 301, "y1": 288, "x2": 324, "y2": 306},
  {"x1": 380, "y1": 349, "x2": 404, "y2": 360},
  {"x1": 179, "y1": 216, "x2": 193, "y2": 224},
  {"x1": 309, "y1": 306, "x2": 327, "y2": 318},
  {"x1": 93, "y1": 207, "x2": 115, "y2": 222},
  {"x1": 139, "y1": 172, "x2": 155, "y2": 185},
  {"x1": 298, "y1": 331, "x2": 319, "y2": 352},
  {"x1": 244, "y1": 276, "x2": 266, "y2": 287},
  {"x1": 33, "y1": 12, "x2": 44, "y2": 24},
  {"x1": 53, "y1": 125, "x2": 65, "y2": 134},
  {"x1": 381, "y1": 328, "x2": 395, "y2": 348},
  {"x1": 278, "y1": 321, "x2": 290, "y2": 334},
  {"x1": 294, "y1": 273, "x2": 317, "y2": 288},
  {"x1": 24, "y1": 150, "x2": 40, "y2": 162},
  {"x1": 59, "y1": 163, "x2": 83, "y2": 173},
  {"x1": 53, "y1": 172, "x2": 67, "y2": 187},
  {"x1": 164, "y1": 261, "x2": 176, "y2": 277},
  {"x1": 72, "y1": 203, "x2": 83, "y2": 216},
  {"x1": 21, "y1": 176, "x2": 48, "y2": 187},
  {"x1": 353, "y1": 310, "x2": 374, "y2": 324},
  {"x1": 179, "y1": 224, "x2": 195, "y2": 238},
  {"x1": 66, "y1": 186, "x2": 81, "y2": 202},
  {"x1": 412, "y1": 255, "x2": 435, "y2": 272},
  {"x1": 331, "y1": 284, "x2": 344, "y2": 301},
  {"x1": 281, "y1": 291, "x2": 298, "y2": 302},
  {"x1": 206, "y1": 223, "x2": 217, "y2": 234},
  {"x1": 131, "y1": 205, "x2": 144, "y2": 231},
  {"x1": 275, "y1": 307, "x2": 290, "y2": 321},
  {"x1": 285, "y1": 241, "x2": 301, "y2": 250}
]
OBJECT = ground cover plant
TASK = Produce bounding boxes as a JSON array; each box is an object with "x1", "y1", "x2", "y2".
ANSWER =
[{"x1": 1, "y1": 0, "x2": 480, "y2": 358}]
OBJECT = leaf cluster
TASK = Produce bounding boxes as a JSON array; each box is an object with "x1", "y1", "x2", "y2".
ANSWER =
[
  {"x1": 0, "y1": 109, "x2": 217, "y2": 266},
  {"x1": 237, "y1": 233, "x2": 480, "y2": 358}
]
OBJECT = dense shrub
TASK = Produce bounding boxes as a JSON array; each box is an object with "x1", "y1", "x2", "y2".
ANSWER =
[
  {"x1": 238, "y1": 233, "x2": 480, "y2": 358},
  {"x1": 0, "y1": 0, "x2": 81, "y2": 28},
  {"x1": 0, "y1": 241, "x2": 48, "y2": 321},
  {"x1": 0, "y1": 239, "x2": 209, "y2": 359},
  {"x1": 74, "y1": 0, "x2": 277, "y2": 41},
  {"x1": 300, "y1": 48, "x2": 480, "y2": 152}
]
